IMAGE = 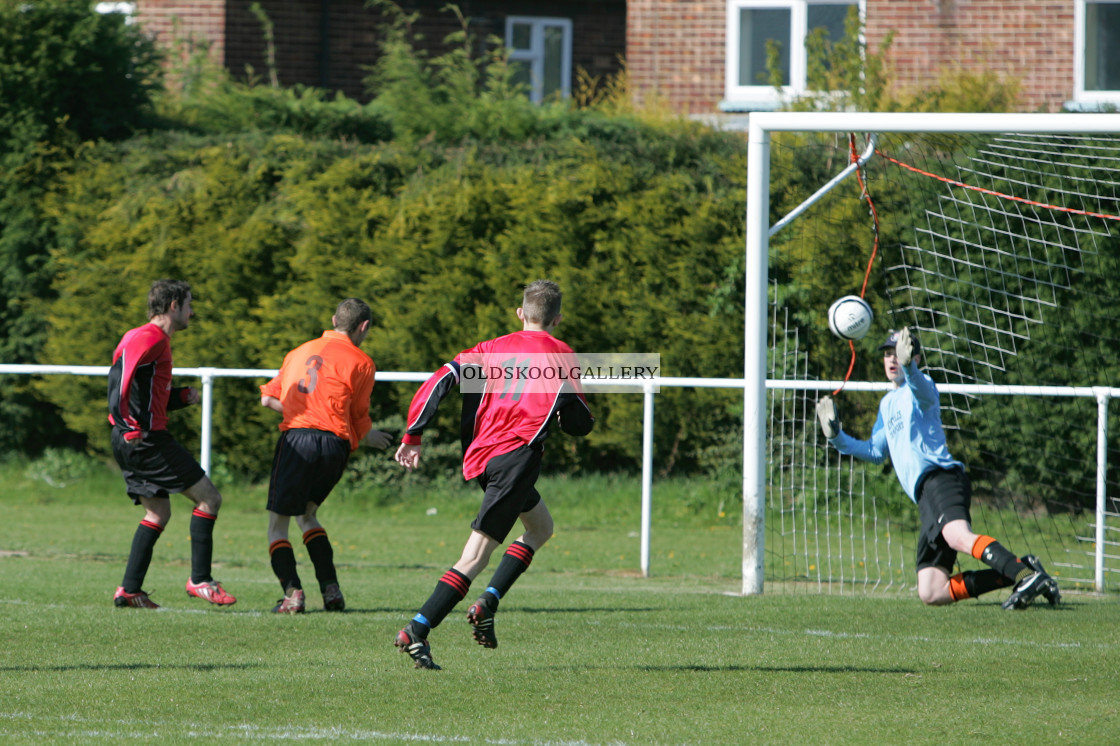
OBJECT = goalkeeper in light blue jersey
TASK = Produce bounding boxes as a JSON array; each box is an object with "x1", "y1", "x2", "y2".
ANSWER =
[{"x1": 816, "y1": 327, "x2": 1060, "y2": 610}]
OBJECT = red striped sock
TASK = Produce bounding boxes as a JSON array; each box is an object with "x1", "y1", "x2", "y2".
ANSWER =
[
  {"x1": 482, "y1": 541, "x2": 535, "y2": 608},
  {"x1": 417, "y1": 568, "x2": 471, "y2": 630}
]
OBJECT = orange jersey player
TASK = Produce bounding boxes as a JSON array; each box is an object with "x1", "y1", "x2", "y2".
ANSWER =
[{"x1": 259, "y1": 298, "x2": 393, "y2": 613}]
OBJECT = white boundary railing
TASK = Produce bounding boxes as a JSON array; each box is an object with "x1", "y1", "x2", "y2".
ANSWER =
[
  {"x1": 1, "y1": 363, "x2": 1116, "y2": 591},
  {"x1": 0, "y1": 363, "x2": 728, "y2": 580}
]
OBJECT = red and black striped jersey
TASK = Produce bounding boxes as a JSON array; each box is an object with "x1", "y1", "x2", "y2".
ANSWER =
[
  {"x1": 403, "y1": 330, "x2": 593, "y2": 480},
  {"x1": 107, "y1": 323, "x2": 190, "y2": 440}
]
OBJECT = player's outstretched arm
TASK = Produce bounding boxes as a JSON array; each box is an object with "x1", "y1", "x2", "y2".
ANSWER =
[
  {"x1": 827, "y1": 408, "x2": 888, "y2": 466},
  {"x1": 895, "y1": 327, "x2": 940, "y2": 410}
]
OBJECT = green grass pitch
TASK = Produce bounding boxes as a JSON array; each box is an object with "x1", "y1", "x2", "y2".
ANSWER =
[{"x1": 1, "y1": 459, "x2": 1117, "y2": 744}]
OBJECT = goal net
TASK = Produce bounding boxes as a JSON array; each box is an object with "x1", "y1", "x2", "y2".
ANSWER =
[{"x1": 744, "y1": 113, "x2": 1120, "y2": 598}]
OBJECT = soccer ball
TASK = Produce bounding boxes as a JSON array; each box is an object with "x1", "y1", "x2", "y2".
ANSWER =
[{"x1": 827, "y1": 295, "x2": 873, "y2": 340}]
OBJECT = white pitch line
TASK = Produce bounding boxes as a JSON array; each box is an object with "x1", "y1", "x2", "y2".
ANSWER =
[{"x1": 0, "y1": 712, "x2": 621, "y2": 746}]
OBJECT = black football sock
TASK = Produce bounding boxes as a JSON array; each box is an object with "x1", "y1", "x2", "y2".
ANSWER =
[
  {"x1": 949, "y1": 569, "x2": 1012, "y2": 601},
  {"x1": 121, "y1": 520, "x2": 163, "y2": 592},
  {"x1": 188, "y1": 508, "x2": 217, "y2": 584},
  {"x1": 303, "y1": 527, "x2": 337, "y2": 591},
  {"x1": 415, "y1": 568, "x2": 471, "y2": 633},
  {"x1": 966, "y1": 569, "x2": 1012, "y2": 597},
  {"x1": 269, "y1": 539, "x2": 301, "y2": 592},
  {"x1": 480, "y1": 541, "x2": 535, "y2": 611},
  {"x1": 972, "y1": 535, "x2": 1029, "y2": 582}
]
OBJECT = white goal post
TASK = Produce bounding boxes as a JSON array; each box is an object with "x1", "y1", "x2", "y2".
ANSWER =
[{"x1": 743, "y1": 112, "x2": 1120, "y2": 596}]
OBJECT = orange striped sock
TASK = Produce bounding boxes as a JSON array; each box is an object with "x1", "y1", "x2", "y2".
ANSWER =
[
  {"x1": 949, "y1": 573, "x2": 969, "y2": 601},
  {"x1": 970, "y1": 535, "x2": 1026, "y2": 580},
  {"x1": 269, "y1": 539, "x2": 292, "y2": 555},
  {"x1": 970, "y1": 535, "x2": 996, "y2": 560},
  {"x1": 269, "y1": 539, "x2": 299, "y2": 590},
  {"x1": 302, "y1": 528, "x2": 336, "y2": 588}
]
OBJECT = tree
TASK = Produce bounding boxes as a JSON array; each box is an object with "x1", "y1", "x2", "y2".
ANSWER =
[
  {"x1": 0, "y1": 0, "x2": 162, "y2": 154},
  {"x1": 0, "y1": 0, "x2": 163, "y2": 455}
]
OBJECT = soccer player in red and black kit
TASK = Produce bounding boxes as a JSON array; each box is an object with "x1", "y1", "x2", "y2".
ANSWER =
[
  {"x1": 108, "y1": 279, "x2": 236, "y2": 609},
  {"x1": 393, "y1": 280, "x2": 593, "y2": 669}
]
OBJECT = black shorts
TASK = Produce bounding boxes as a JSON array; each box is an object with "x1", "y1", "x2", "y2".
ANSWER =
[
  {"x1": 267, "y1": 428, "x2": 351, "y2": 517},
  {"x1": 111, "y1": 427, "x2": 206, "y2": 505},
  {"x1": 472, "y1": 445, "x2": 543, "y2": 543},
  {"x1": 915, "y1": 467, "x2": 972, "y2": 573}
]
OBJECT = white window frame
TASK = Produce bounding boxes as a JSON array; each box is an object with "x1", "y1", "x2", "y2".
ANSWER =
[
  {"x1": 506, "y1": 16, "x2": 574, "y2": 103},
  {"x1": 1074, "y1": 0, "x2": 1120, "y2": 107},
  {"x1": 723, "y1": 0, "x2": 861, "y2": 110},
  {"x1": 95, "y1": 2, "x2": 136, "y2": 22}
]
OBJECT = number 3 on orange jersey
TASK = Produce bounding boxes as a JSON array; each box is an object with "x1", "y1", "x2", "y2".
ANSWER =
[{"x1": 297, "y1": 355, "x2": 323, "y2": 394}]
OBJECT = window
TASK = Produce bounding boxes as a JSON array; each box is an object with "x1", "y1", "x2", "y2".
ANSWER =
[
  {"x1": 724, "y1": 1, "x2": 858, "y2": 110},
  {"x1": 506, "y1": 16, "x2": 573, "y2": 103},
  {"x1": 1075, "y1": 1, "x2": 1120, "y2": 106},
  {"x1": 95, "y1": 2, "x2": 135, "y2": 22}
]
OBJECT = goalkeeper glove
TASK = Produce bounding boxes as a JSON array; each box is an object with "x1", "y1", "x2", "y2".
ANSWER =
[
  {"x1": 896, "y1": 326, "x2": 914, "y2": 367},
  {"x1": 816, "y1": 396, "x2": 839, "y2": 440}
]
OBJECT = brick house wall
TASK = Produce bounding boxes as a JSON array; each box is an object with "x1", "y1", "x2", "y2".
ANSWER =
[
  {"x1": 625, "y1": 0, "x2": 1077, "y2": 114},
  {"x1": 135, "y1": 0, "x2": 625, "y2": 102},
  {"x1": 627, "y1": 0, "x2": 726, "y2": 115},
  {"x1": 867, "y1": 0, "x2": 1074, "y2": 113},
  {"x1": 135, "y1": 0, "x2": 227, "y2": 66},
  {"x1": 133, "y1": 1, "x2": 1076, "y2": 114}
]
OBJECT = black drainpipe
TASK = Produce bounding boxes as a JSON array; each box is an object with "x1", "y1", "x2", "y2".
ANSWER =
[{"x1": 319, "y1": 0, "x2": 331, "y2": 88}]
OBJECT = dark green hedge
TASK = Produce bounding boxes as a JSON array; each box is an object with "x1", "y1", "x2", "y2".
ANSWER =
[
  {"x1": 35, "y1": 122, "x2": 749, "y2": 479},
  {"x1": 0, "y1": 0, "x2": 162, "y2": 454},
  {"x1": 4, "y1": 2, "x2": 753, "y2": 478}
]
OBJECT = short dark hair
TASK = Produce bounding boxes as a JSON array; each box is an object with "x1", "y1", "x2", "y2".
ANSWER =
[
  {"x1": 521, "y1": 280, "x2": 562, "y2": 326},
  {"x1": 148, "y1": 279, "x2": 191, "y2": 318},
  {"x1": 334, "y1": 298, "x2": 372, "y2": 334}
]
